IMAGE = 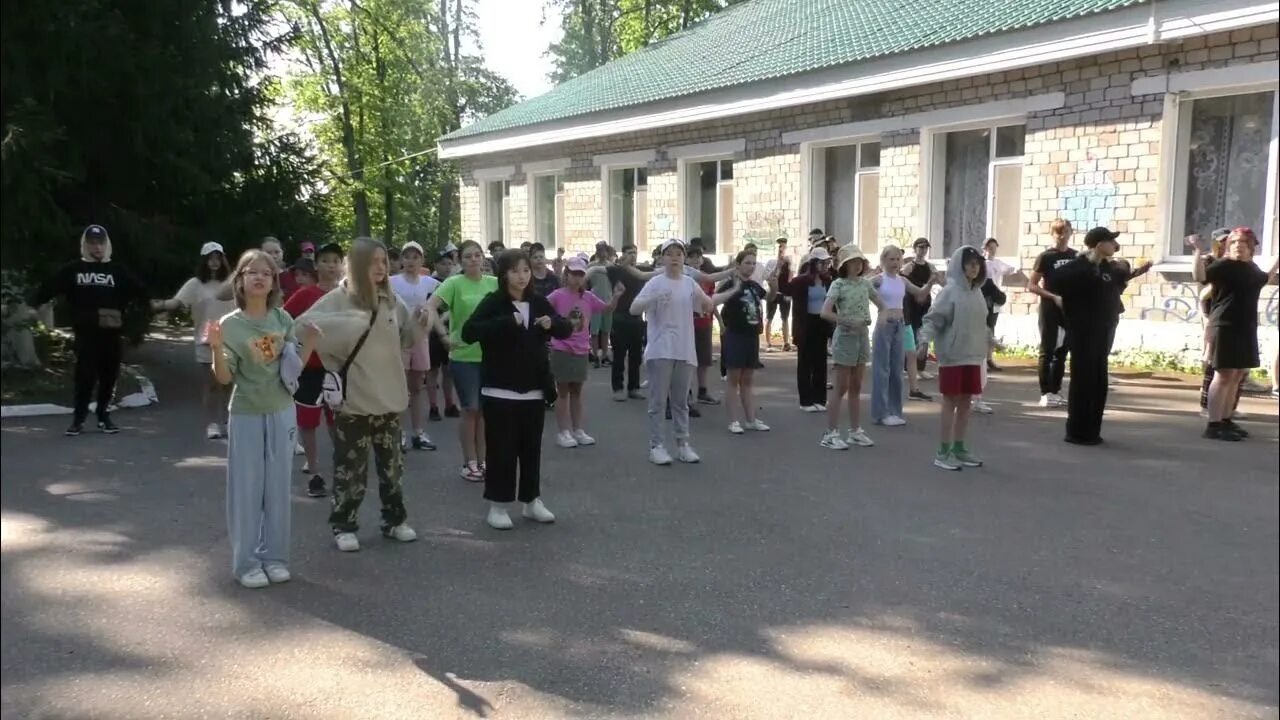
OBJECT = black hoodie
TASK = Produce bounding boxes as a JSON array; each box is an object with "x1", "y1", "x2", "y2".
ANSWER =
[
  {"x1": 461, "y1": 290, "x2": 572, "y2": 395},
  {"x1": 32, "y1": 259, "x2": 148, "y2": 332}
]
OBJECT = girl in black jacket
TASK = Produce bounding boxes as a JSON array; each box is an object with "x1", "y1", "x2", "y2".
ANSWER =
[{"x1": 462, "y1": 249, "x2": 573, "y2": 530}]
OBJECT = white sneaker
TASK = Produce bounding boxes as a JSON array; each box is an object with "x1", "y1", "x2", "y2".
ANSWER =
[
  {"x1": 728, "y1": 421, "x2": 745, "y2": 435},
  {"x1": 973, "y1": 400, "x2": 994, "y2": 414},
  {"x1": 676, "y1": 443, "x2": 701, "y2": 463},
  {"x1": 238, "y1": 568, "x2": 269, "y2": 589},
  {"x1": 920, "y1": 371, "x2": 936, "y2": 380},
  {"x1": 881, "y1": 415, "x2": 907, "y2": 427},
  {"x1": 1051, "y1": 393, "x2": 1068, "y2": 407},
  {"x1": 1198, "y1": 407, "x2": 1210, "y2": 419},
  {"x1": 522, "y1": 498, "x2": 556, "y2": 523},
  {"x1": 1039, "y1": 394, "x2": 1055, "y2": 408},
  {"x1": 556, "y1": 430, "x2": 579, "y2": 448},
  {"x1": 847, "y1": 428, "x2": 874, "y2": 447},
  {"x1": 294, "y1": 442, "x2": 305, "y2": 456},
  {"x1": 573, "y1": 429, "x2": 596, "y2": 446},
  {"x1": 487, "y1": 505, "x2": 514, "y2": 530},
  {"x1": 384, "y1": 524, "x2": 417, "y2": 542},
  {"x1": 820, "y1": 430, "x2": 849, "y2": 450},
  {"x1": 649, "y1": 445, "x2": 673, "y2": 465},
  {"x1": 334, "y1": 533, "x2": 360, "y2": 552},
  {"x1": 813, "y1": 403, "x2": 827, "y2": 411},
  {"x1": 264, "y1": 565, "x2": 291, "y2": 583},
  {"x1": 206, "y1": 423, "x2": 222, "y2": 440},
  {"x1": 301, "y1": 461, "x2": 311, "y2": 475},
  {"x1": 400, "y1": 433, "x2": 409, "y2": 452},
  {"x1": 801, "y1": 405, "x2": 820, "y2": 413},
  {"x1": 747, "y1": 419, "x2": 770, "y2": 432}
]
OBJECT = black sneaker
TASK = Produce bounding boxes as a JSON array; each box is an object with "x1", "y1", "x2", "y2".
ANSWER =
[
  {"x1": 97, "y1": 416, "x2": 119, "y2": 434},
  {"x1": 1222, "y1": 419, "x2": 1250, "y2": 439},
  {"x1": 307, "y1": 475, "x2": 327, "y2": 498},
  {"x1": 1202, "y1": 423, "x2": 1242, "y2": 441},
  {"x1": 411, "y1": 434, "x2": 437, "y2": 451},
  {"x1": 65, "y1": 421, "x2": 84, "y2": 437},
  {"x1": 428, "y1": 406, "x2": 442, "y2": 422},
  {"x1": 688, "y1": 405, "x2": 702, "y2": 418},
  {"x1": 601, "y1": 356, "x2": 612, "y2": 366},
  {"x1": 444, "y1": 405, "x2": 460, "y2": 418},
  {"x1": 909, "y1": 389, "x2": 933, "y2": 402},
  {"x1": 697, "y1": 392, "x2": 720, "y2": 406}
]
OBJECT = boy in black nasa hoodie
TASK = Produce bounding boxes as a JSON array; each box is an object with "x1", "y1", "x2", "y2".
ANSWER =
[{"x1": 31, "y1": 224, "x2": 149, "y2": 435}]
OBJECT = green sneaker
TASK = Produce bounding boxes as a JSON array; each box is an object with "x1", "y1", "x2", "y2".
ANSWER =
[
  {"x1": 952, "y1": 448, "x2": 983, "y2": 467},
  {"x1": 933, "y1": 451, "x2": 961, "y2": 471}
]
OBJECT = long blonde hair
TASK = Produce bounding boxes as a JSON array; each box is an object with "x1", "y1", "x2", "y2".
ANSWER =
[
  {"x1": 344, "y1": 237, "x2": 392, "y2": 310},
  {"x1": 231, "y1": 249, "x2": 282, "y2": 309}
]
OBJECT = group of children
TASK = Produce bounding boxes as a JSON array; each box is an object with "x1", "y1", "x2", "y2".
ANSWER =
[{"x1": 72, "y1": 217, "x2": 1272, "y2": 590}]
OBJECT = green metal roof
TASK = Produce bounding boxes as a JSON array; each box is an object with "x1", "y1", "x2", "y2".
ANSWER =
[{"x1": 443, "y1": 0, "x2": 1145, "y2": 142}]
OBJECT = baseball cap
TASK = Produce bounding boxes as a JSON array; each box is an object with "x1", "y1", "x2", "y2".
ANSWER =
[
  {"x1": 401, "y1": 240, "x2": 425, "y2": 256},
  {"x1": 316, "y1": 241, "x2": 344, "y2": 259},
  {"x1": 443, "y1": 242, "x2": 458, "y2": 254},
  {"x1": 291, "y1": 257, "x2": 319, "y2": 277},
  {"x1": 808, "y1": 247, "x2": 831, "y2": 262},
  {"x1": 200, "y1": 241, "x2": 225, "y2": 257},
  {"x1": 83, "y1": 224, "x2": 109, "y2": 242},
  {"x1": 566, "y1": 257, "x2": 588, "y2": 273},
  {"x1": 300, "y1": 241, "x2": 316, "y2": 252},
  {"x1": 1083, "y1": 227, "x2": 1120, "y2": 248},
  {"x1": 659, "y1": 238, "x2": 686, "y2": 253}
]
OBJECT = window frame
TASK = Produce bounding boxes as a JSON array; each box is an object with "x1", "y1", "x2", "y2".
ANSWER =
[
  {"x1": 1159, "y1": 84, "x2": 1279, "y2": 264},
  {"x1": 527, "y1": 171, "x2": 566, "y2": 251},
  {"x1": 600, "y1": 164, "x2": 651, "y2": 251},
  {"x1": 922, "y1": 116, "x2": 1026, "y2": 268},
  {"x1": 802, "y1": 137, "x2": 883, "y2": 255},
  {"x1": 676, "y1": 155, "x2": 736, "y2": 254},
  {"x1": 479, "y1": 179, "x2": 510, "y2": 248}
]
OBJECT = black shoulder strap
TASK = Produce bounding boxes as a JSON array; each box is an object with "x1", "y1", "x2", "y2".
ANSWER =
[{"x1": 340, "y1": 306, "x2": 379, "y2": 380}]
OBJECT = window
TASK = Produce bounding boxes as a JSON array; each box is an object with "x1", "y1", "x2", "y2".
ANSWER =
[
  {"x1": 808, "y1": 141, "x2": 880, "y2": 254},
  {"x1": 607, "y1": 168, "x2": 648, "y2": 249},
  {"x1": 1169, "y1": 89, "x2": 1278, "y2": 256},
  {"x1": 931, "y1": 124, "x2": 1024, "y2": 258},
  {"x1": 482, "y1": 180, "x2": 509, "y2": 247},
  {"x1": 531, "y1": 174, "x2": 565, "y2": 249},
  {"x1": 683, "y1": 159, "x2": 734, "y2": 253}
]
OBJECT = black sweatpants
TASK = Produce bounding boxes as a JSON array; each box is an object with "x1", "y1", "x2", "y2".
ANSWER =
[
  {"x1": 1038, "y1": 301, "x2": 1069, "y2": 395},
  {"x1": 796, "y1": 315, "x2": 829, "y2": 407},
  {"x1": 1065, "y1": 333, "x2": 1109, "y2": 442},
  {"x1": 610, "y1": 318, "x2": 644, "y2": 392},
  {"x1": 73, "y1": 328, "x2": 124, "y2": 423},
  {"x1": 482, "y1": 396, "x2": 545, "y2": 504}
]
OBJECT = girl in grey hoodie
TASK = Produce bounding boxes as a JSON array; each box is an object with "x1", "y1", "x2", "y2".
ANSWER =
[{"x1": 916, "y1": 246, "x2": 989, "y2": 471}]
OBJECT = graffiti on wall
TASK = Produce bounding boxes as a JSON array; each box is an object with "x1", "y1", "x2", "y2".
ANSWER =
[
  {"x1": 740, "y1": 211, "x2": 787, "y2": 247},
  {"x1": 1141, "y1": 282, "x2": 1280, "y2": 327},
  {"x1": 1057, "y1": 150, "x2": 1116, "y2": 231}
]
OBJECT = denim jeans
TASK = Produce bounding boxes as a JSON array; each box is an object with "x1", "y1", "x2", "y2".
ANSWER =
[{"x1": 871, "y1": 318, "x2": 904, "y2": 422}]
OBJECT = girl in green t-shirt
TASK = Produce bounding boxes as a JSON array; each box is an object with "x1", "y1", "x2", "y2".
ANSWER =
[{"x1": 209, "y1": 250, "x2": 318, "y2": 589}]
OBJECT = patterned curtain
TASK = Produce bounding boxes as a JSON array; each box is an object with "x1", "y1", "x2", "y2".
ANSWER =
[
  {"x1": 942, "y1": 129, "x2": 990, "y2": 256},
  {"x1": 1184, "y1": 91, "x2": 1274, "y2": 239}
]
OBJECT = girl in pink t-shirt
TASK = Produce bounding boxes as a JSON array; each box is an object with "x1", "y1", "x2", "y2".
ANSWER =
[{"x1": 547, "y1": 257, "x2": 617, "y2": 448}]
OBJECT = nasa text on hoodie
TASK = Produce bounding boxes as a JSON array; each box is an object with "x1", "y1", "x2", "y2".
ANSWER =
[{"x1": 31, "y1": 259, "x2": 150, "y2": 331}]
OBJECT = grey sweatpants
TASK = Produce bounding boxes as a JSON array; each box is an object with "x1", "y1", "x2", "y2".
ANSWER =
[
  {"x1": 226, "y1": 407, "x2": 296, "y2": 578},
  {"x1": 645, "y1": 358, "x2": 694, "y2": 448}
]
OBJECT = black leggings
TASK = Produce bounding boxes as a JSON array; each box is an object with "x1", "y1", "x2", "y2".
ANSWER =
[
  {"x1": 796, "y1": 315, "x2": 829, "y2": 407},
  {"x1": 482, "y1": 396, "x2": 545, "y2": 504},
  {"x1": 1038, "y1": 302, "x2": 1069, "y2": 395},
  {"x1": 610, "y1": 319, "x2": 644, "y2": 392},
  {"x1": 73, "y1": 328, "x2": 123, "y2": 423},
  {"x1": 1066, "y1": 336, "x2": 1109, "y2": 442}
]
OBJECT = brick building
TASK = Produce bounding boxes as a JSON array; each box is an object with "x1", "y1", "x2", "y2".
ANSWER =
[{"x1": 438, "y1": 0, "x2": 1280, "y2": 359}]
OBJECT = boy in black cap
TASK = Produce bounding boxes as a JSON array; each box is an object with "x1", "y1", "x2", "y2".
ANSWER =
[
  {"x1": 1054, "y1": 227, "x2": 1127, "y2": 445},
  {"x1": 32, "y1": 224, "x2": 150, "y2": 435}
]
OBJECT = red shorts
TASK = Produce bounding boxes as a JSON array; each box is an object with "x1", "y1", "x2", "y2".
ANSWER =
[
  {"x1": 296, "y1": 402, "x2": 334, "y2": 430},
  {"x1": 938, "y1": 365, "x2": 982, "y2": 396}
]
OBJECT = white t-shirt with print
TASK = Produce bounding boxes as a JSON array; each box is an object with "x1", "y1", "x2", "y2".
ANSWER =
[
  {"x1": 174, "y1": 278, "x2": 236, "y2": 360},
  {"x1": 389, "y1": 273, "x2": 441, "y2": 311},
  {"x1": 634, "y1": 273, "x2": 706, "y2": 366}
]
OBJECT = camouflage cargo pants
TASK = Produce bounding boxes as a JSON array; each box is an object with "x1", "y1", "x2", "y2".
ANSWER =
[{"x1": 329, "y1": 412, "x2": 407, "y2": 534}]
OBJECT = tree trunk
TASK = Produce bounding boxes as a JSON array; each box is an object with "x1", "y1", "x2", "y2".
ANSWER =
[
  {"x1": 642, "y1": 0, "x2": 652, "y2": 45},
  {"x1": 436, "y1": 0, "x2": 463, "y2": 248},
  {"x1": 309, "y1": 3, "x2": 371, "y2": 236}
]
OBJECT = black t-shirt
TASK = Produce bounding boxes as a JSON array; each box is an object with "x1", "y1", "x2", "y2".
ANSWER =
[
  {"x1": 32, "y1": 259, "x2": 149, "y2": 331},
  {"x1": 1057, "y1": 257, "x2": 1128, "y2": 333},
  {"x1": 531, "y1": 270, "x2": 560, "y2": 298},
  {"x1": 1033, "y1": 247, "x2": 1079, "y2": 295},
  {"x1": 717, "y1": 279, "x2": 767, "y2": 335},
  {"x1": 903, "y1": 260, "x2": 933, "y2": 323},
  {"x1": 607, "y1": 265, "x2": 646, "y2": 319},
  {"x1": 1205, "y1": 259, "x2": 1268, "y2": 329}
]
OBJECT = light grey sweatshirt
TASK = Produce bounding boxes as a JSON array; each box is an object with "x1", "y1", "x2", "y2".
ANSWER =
[{"x1": 917, "y1": 246, "x2": 990, "y2": 368}]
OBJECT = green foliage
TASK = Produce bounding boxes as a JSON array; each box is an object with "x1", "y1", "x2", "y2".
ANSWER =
[
  {"x1": 1, "y1": 0, "x2": 333, "y2": 302},
  {"x1": 545, "y1": 0, "x2": 745, "y2": 84},
  {"x1": 282, "y1": 0, "x2": 517, "y2": 250}
]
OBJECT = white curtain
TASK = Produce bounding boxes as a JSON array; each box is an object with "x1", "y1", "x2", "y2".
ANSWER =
[
  {"x1": 942, "y1": 129, "x2": 990, "y2": 256},
  {"x1": 1184, "y1": 91, "x2": 1274, "y2": 238}
]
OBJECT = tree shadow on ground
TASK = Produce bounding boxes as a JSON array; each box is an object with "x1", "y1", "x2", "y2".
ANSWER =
[{"x1": 2, "y1": 338, "x2": 1277, "y2": 717}]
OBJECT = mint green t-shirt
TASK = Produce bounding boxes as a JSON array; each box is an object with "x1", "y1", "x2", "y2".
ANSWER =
[
  {"x1": 219, "y1": 307, "x2": 296, "y2": 415},
  {"x1": 435, "y1": 274, "x2": 497, "y2": 363},
  {"x1": 827, "y1": 277, "x2": 874, "y2": 335}
]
